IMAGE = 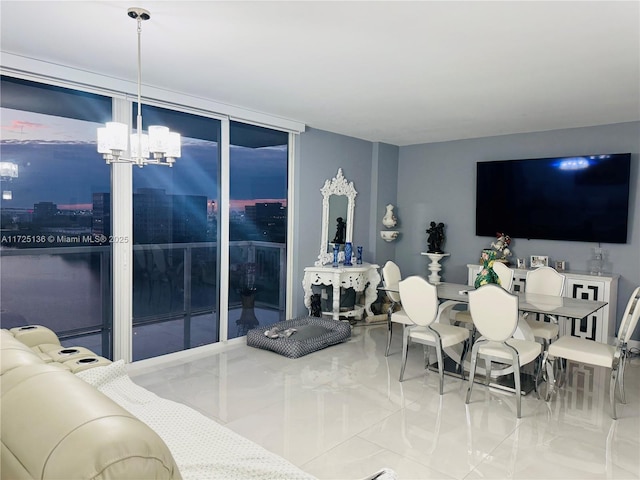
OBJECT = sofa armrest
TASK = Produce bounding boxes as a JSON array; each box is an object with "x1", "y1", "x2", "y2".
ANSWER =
[
  {"x1": 9, "y1": 325, "x2": 61, "y2": 348},
  {"x1": 1, "y1": 364, "x2": 181, "y2": 479}
]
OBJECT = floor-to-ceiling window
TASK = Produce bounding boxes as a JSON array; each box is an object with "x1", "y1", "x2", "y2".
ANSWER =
[
  {"x1": 227, "y1": 121, "x2": 288, "y2": 339},
  {"x1": 132, "y1": 105, "x2": 221, "y2": 361},
  {"x1": 0, "y1": 76, "x2": 113, "y2": 356},
  {"x1": 1, "y1": 74, "x2": 294, "y2": 362}
]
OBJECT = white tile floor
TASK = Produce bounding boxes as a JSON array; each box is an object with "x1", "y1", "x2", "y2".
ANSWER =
[{"x1": 130, "y1": 322, "x2": 640, "y2": 480}]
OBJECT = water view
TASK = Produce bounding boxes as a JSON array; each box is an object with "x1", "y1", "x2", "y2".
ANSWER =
[{"x1": 1, "y1": 78, "x2": 289, "y2": 361}]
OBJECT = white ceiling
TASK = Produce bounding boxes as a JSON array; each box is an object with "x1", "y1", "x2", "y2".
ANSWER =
[{"x1": 1, "y1": 1, "x2": 639, "y2": 146}]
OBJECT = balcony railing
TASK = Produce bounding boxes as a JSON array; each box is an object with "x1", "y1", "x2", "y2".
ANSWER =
[{"x1": 0, "y1": 241, "x2": 286, "y2": 358}]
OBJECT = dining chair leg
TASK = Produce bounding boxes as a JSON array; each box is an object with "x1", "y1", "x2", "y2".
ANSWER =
[
  {"x1": 610, "y1": 364, "x2": 619, "y2": 420},
  {"x1": 385, "y1": 311, "x2": 393, "y2": 357},
  {"x1": 485, "y1": 359, "x2": 492, "y2": 386},
  {"x1": 557, "y1": 357, "x2": 566, "y2": 388},
  {"x1": 545, "y1": 354, "x2": 556, "y2": 401},
  {"x1": 435, "y1": 342, "x2": 444, "y2": 395},
  {"x1": 470, "y1": 326, "x2": 477, "y2": 346},
  {"x1": 512, "y1": 354, "x2": 522, "y2": 419},
  {"x1": 458, "y1": 339, "x2": 468, "y2": 381},
  {"x1": 456, "y1": 341, "x2": 465, "y2": 377},
  {"x1": 399, "y1": 327, "x2": 410, "y2": 382},
  {"x1": 423, "y1": 344, "x2": 431, "y2": 369},
  {"x1": 619, "y1": 350, "x2": 627, "y2": 404},
  {"x1": 546, "y1": 356, "x2": 560, "y2": 401},
  {"x1": 533, "y1": 354, "x2": 543, "y2": 400},
  {"x1": 530, "y1": 353, "x2": 538, "y2": 386},
  {"x1": 542, "y1": 338, "x2": 549, "y2": 353},
  {"x1": 465, "y1": 343, "x2": 481, "y2": 404}
]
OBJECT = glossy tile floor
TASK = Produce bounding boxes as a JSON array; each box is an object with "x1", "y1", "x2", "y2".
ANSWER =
[{"x1": 130, "y1": 323, "x2": 640, "y2": 480}]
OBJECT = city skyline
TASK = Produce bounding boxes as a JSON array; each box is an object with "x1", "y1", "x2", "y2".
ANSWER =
[
  {"x1": 1, "y1": 107, "x2": 288, "y2": 212},
  {"x1": 3, "y1": 197, "x2": 288, "y2": 214}
]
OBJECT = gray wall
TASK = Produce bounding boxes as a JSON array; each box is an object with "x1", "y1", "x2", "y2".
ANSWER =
[
  {"x1": 291, "y1": 122, "x2": 639, "y2": 339},
  {"x1": 292, "y1": 128, "x2": 373, "y2": 316},
  {"x1": 291, "y1": 128, "x2": 400, "y2": 317},
  {"x1": 395, "y1": 121, "x2": 640, "y2": 338},
  {"x1": 371, "y1": 142, "x2": 400, "y2": 263}
]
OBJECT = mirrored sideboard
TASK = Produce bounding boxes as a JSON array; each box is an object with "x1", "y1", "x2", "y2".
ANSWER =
[
  {"x1": 467, "y1": 264, "x2": 619, "y2": 344},
  {"x1": 302, "y1": 263, "x2": 380, "y2": 321}
]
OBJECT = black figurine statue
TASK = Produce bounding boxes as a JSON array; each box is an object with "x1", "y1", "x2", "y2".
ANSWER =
[
  {"x1": 332, "y1": 217, "x2": 346, "y2": 244},
  {"x1": 426, "y1": 221, "x2": 446, "y2": 253}
]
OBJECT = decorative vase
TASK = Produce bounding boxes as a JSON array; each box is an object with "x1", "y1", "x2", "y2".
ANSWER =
[
  {"x1": 474, "y1": 249, "x2": 500, "y2": 288},
  {"x1": 356, "y1": 246, "x2": 363, "y2": 264},
  {"x1": 236, "y1": 290, "x2": 259, "y2": 336},
  {"x1": 344, "y1": 242, "x2": 353, "y2": 266},
  {"x1": 382, "y1": 204, "x2": 397, "y2": 228},
  {"x1": 588, "y1": 247, "x2": 604, "y2": 275},
  {"x1": 332, "y1": 244, "x2": 339, "y2": 268}
]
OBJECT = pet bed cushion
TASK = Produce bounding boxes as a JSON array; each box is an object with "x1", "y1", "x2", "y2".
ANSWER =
[{"x1": 246, "y1": 316, "x2": 351, "y2": 358}]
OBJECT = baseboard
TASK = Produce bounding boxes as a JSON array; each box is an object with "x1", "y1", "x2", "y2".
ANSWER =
[{"x1": 127, "y1": 336, "x2": 245, "y2": 374}]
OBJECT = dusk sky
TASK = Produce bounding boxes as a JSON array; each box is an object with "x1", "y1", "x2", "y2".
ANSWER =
[{"x1": 0, "y1": 108, "x2": 288, "y2": 211}]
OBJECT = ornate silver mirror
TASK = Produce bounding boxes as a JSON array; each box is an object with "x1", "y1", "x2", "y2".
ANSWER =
[{"x1": 316, "y1": 168, "x2": 357, "y2": 266}]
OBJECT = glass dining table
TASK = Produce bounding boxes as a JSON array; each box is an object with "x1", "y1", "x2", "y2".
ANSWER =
[
  {"x1": 380, "y1": 281, "x2": 608, "y2": 394},
  {"x1": 436, "y1": 282, "x2": 607, "y2": 322},
  {"x1": 382, "y1": 282, "x2": 607, "y2": 332}
]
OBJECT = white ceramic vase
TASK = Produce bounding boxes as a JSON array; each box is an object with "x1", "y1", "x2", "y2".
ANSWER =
[{"x1": 382, "y1": 204, "x2": 397, "y2": 228}]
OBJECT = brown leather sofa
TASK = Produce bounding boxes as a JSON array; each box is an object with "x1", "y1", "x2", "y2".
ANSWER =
[{"x1": 1, "y1": 326, "x2": 182, "y2": 480}]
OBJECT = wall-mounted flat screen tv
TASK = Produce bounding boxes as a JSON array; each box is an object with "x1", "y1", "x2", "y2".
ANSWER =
[{"x1": 476, "y1": 153, "x2": 632, "y2": 243}]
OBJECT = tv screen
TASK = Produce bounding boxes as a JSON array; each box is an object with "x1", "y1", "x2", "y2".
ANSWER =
[{"x1": 476, "y1": 153, "x2": 632, "y2": 243}]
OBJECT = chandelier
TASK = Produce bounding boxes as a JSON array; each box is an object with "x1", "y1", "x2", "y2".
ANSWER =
[{"x1": 97, "y1": 7, "x2": 180, "y2": 167}]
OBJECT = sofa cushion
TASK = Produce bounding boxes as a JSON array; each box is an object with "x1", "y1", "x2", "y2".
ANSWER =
[{"x1": 0, "y1": 330, "x2": 45, "y2": 375}]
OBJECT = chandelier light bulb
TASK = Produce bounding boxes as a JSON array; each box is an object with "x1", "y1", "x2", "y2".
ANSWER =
[
  {"x1": 130, "y1": 133, "x2": 150, "y2": 160},
  {"x1": 149, "y1": 125, "x2": 170, "y2": 154},
  {"x1": 108, "y1": 122, "x2": 129, "y2": 151},
  {"x1": 166, "y1": 132, "x2": 181, "y2": 159}
]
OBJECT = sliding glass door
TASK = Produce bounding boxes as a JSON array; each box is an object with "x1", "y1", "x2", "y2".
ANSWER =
[
  {"x1": 132, "y1": 105, "x2": 221, "y2": 361},
  {"x1": 227, "y1": 121, "x2": 288, "y2": 339}
]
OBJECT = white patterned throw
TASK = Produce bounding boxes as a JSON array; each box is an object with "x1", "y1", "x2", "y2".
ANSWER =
[{"x1": 76, "y1": 361, "x2": 316, "y2": 480}]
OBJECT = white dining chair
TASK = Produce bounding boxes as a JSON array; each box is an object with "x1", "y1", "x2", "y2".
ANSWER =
[
  {"x1": 465, "y1": 284, "x2": 542, "y2": 418},
  {"x1": 382, "y1": 261, "x2": 413, "y2": 357},
  {"x1": 545, "y1": 286, "x2": 640, "y2": 419},
  {"x1": 399, "y1": 276, "x2": 469, "y2": 394},
  {"x1": 524, "y1": 266, "x2": 566, "y2": 350},
  {"x1": 451, "y1": 261, "x2": 515, "y2": 328}
]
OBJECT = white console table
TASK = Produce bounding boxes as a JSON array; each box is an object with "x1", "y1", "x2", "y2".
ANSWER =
[
  {"x1": 303, "y1": 262, "x2": 380, "y2": 321},
  {"x1": 467, "y1": 264, "x2": 619, "y2": 344}
]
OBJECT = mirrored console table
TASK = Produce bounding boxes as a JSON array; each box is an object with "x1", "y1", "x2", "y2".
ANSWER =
[{"x1": 303, "y1": 262, "x2": 380, "y2": 321}]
